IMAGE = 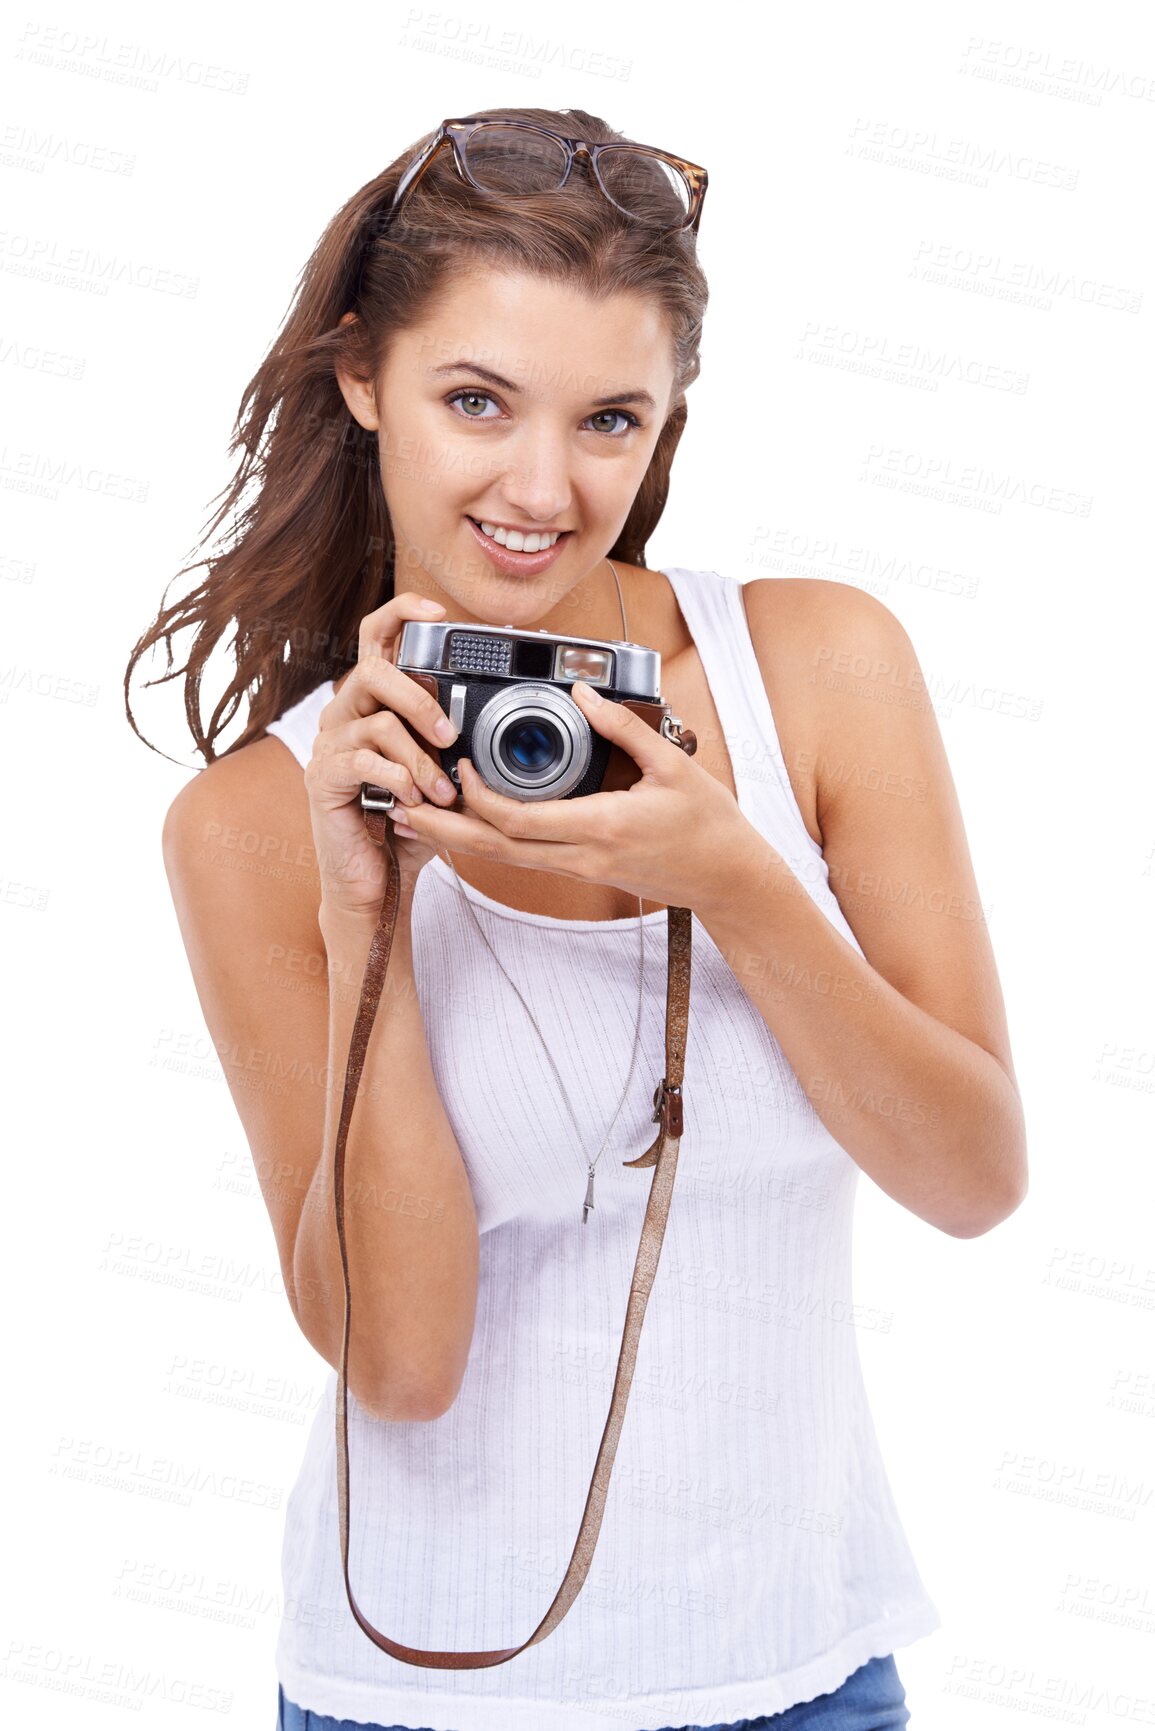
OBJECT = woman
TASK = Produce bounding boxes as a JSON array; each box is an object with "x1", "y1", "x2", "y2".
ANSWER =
[{"x1": 131, "y1": 107, "x2": 1028, "y2": 1731}]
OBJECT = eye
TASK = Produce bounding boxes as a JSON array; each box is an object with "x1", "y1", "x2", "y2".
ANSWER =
[
  {"x1": 446, "y1": 389, "x2": 501, "y2": 420},
  {"x1": 444, "y1": 389, "x2": 643, "y2": 438},
  {"x1": 586, "y1": 409, "x2": 642, "y2": 437}
]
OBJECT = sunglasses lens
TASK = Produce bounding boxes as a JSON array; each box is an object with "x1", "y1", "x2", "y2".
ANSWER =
[
  {"x1": 462, "y1": 129, "x2": 692, "y2": 227},
  {"x1": 596, "y1": 146, "x2": 693, "y2": 226},
  {"x1": 463, "y1": 126, "x2": 568, "y2": 193}
]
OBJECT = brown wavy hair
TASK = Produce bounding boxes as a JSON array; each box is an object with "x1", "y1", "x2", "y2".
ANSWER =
[{"x1": 123, "y1": 105, "x2": 710, "y2": 767}]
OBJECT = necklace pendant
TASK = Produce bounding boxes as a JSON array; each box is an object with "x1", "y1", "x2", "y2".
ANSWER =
[{"x1": 582, "y1": 1166, "x2": 596, "y2": 1225}]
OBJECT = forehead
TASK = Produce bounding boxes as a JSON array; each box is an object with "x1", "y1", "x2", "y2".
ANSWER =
[{"x1": 394, "y1": 267, "x2": 675, "y2": 398}]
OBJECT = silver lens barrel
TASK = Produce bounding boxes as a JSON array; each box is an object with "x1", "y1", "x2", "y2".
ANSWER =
[{"x1": 471, "y1": 684, "x2": 592, "y2": 800}]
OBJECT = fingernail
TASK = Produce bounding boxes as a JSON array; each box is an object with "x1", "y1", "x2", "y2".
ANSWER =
[
  {"x1": 435, "y1": 717, "x2": 457, "y2": 742},
  {"x1": 575, "y1": 679, "x2": 602, "y2": 704},
  {"x1": 435, "y1": 776, "x2": 454, "y2": 798}
]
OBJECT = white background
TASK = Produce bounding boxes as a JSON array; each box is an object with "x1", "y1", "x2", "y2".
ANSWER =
[{"x1": 3, "y1": 0, "x2": 1154, "y2": 1724}]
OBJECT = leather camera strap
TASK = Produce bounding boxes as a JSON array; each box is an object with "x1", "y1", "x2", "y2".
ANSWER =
[{"x1": 329, "y1": 720, "x2": 696, "y2": 1669}]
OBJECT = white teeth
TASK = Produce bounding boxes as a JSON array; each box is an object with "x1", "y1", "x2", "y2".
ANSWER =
[{"x1": 477, "y1": 520, "x2": 561, "y2": 554}]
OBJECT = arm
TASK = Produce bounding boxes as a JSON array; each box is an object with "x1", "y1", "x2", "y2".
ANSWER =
[
  {"x1": 697, "y1": 580, "x2": 1028, "y2": 1239},
  {"x1": 302, "y1": 893, "x2": 480, "y2": 1420},
  {"x1": 161, "y1": 737, "x2": 479, "y2": 1420}
]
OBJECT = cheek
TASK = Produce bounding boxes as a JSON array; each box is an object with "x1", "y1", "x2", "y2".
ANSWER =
[
  {"x1": 381, "y1": 427, "x2": 459, "y2": 509},
  {"x1": 611, "y1": 451, "x2": 656, "y2": 508}
]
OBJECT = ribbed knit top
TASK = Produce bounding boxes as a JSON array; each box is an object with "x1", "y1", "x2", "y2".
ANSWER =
[{"x1": 264, "y1": 567, "x2": 941, "y2": 1730}]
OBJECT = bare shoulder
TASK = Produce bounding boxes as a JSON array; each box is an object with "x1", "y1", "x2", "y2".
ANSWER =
[
  {"x1": 739, "y1": 573, "x2": 904, "y2": 706},
  {"x1": 164, "y1": 733, "x2": 320, "y2": 899},
  {"x1": 736, "y1": 576, "x2": 852, "y2": 849},
  {"x1": 165, "y1": 729, "x2": 310, "y2": 830},
  {"x1": 741, "y1": 577, "x2": 936, "y2": 831},
  {"x1": 745, "y1": 577, "x2": 1019, "y2": 1085},
  {"x1": 739, "y1": 577, "x2": 919, "y2": 827}
]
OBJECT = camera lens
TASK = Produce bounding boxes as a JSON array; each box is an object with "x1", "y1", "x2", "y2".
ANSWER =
[
  {"x1": 473, "y1": 684, "x2": 592, "y2": 798},
  {"x1": 500, "y1": 719, "x2": 562, "y2": 775}
]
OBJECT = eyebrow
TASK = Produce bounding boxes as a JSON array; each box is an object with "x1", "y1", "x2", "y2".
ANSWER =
[{"x1": 428, "y1": 359, "x2": 657, "y2": 411}]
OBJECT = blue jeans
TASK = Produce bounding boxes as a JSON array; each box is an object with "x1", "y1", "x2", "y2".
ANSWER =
[{"x1": 275, "y1": 1652, "x2": 911, "y2": 1729}]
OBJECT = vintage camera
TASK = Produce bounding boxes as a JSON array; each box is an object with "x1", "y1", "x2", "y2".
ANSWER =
[{"x1": 360, "y1": 619, "x2": 695, "y2": 815}]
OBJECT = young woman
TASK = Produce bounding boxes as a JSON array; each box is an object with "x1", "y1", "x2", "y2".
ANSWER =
[{"x1": 132, "y1": 107, "x2": 1028, "y2": 1731}]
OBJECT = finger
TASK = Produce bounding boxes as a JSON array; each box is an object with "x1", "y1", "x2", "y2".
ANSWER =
[
  {"x1": 358, "y1": 591, "x2": 446, "y2": 663},
  {"x1": 569, "y1": 680, "x2": 673, "y2": 776},
  {"x1": 323, "y1": 656, "x2": 460, "y2": 763},
  {"x1": 401, "y1": 786, "x2": 585, "y2": 874},
  {"x1": 307, "y1": 740, "x2": 424, "y2": 813},
  {"x1": 456, "y1": 755, "x2": 619, "y2": 845},
  {"x1": 366, "y1": 709, "x2": 460, "y2": 803}
]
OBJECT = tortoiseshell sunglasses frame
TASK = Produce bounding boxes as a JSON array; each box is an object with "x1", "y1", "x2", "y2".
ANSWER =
[{"x1": 394, "y1": 116, "x2": 707, "y2": 232}]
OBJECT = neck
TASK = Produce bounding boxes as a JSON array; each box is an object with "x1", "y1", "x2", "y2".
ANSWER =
[{"x1": 405, "y1": 556, "x2": 635, "y2": 646}]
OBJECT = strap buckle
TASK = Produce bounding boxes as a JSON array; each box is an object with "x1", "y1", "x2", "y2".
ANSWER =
[
  {"x1": 360, "y1": 781, "x2": 396, "y2": 812},
  {"x1": 651, "y1": 1076, "x2": 683, "y2": 1138},
  {"x1": 660, "y1": 713, "x2": 697, "y2": 756}
]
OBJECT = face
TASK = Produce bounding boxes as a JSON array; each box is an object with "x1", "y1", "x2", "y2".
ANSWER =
[{"x1": 335, "y1": 267, "x2": 677, "y2": 636}]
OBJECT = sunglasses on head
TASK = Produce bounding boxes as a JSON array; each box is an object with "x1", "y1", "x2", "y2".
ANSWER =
[{"x1": 352, "y1": 116, "x2": 708, "y2": 302}]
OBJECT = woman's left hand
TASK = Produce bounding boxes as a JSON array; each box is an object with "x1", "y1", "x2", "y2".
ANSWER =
[{"x1": 391, "y1": 679, "x2": 768, "y2": 914}]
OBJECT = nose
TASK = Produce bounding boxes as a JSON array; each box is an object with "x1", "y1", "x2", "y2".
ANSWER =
[{"x1": 494, "y1": 429, "x2": 574, "y2": 529}]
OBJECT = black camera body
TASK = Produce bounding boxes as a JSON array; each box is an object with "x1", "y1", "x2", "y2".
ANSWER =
[{"x1": 359, "y1": 619, "x2": 694, "y2": 813}]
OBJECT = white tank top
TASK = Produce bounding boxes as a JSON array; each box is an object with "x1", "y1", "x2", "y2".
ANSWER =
[{"x1": 264, "y1": 566, "x2": 940, "y2": 1730}]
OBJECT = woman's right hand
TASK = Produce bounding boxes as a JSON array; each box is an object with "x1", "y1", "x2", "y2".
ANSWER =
[{"x1": 305, "y1": 591, "x2": 462, "y2": 919}]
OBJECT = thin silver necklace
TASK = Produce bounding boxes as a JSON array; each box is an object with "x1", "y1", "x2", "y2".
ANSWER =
[{"x1": 436, "y1": 558, "x2": 647, "y2": 1226}]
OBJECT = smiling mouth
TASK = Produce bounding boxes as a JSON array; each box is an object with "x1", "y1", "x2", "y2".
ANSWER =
[{"x1": 466, "y1": 515, "x2": 573, "y2": 552}]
